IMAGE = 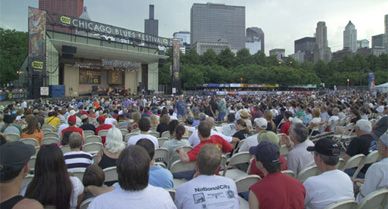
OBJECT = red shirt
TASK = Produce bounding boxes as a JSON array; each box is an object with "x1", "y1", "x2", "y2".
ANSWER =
[
  {"x1": 61, "y1": 126, "x2": 84, "y2": 138},
  {"x1": 96, "y1": 124, "x2": 113, "y2": 144},
  {"x1": 280, "y1": 121, "x2": 291, "y2": 135},
  {"x1": 187, "y1": 135, "x2": 233, "y2": 161},
  {"x1": 250, "y1": 172, "x2": 305, "y2": 209},
  {"x1": 249, "y1": 155, "x2": 288, "y2": 178}
]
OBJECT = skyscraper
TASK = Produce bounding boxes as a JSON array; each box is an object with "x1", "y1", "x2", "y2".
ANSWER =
[
  {"x1": 372, "y1": 34, "x2": 386, "y2": 56},
  {"x1": 343, "y1": 21, "x2": 357, "y2": 52},
  {"x1": 314, "y1": 21, "x2": 332, "y2": 63},
  {"x1": 145, "y1": 5, "x2": 158, "y2": 36},
  {"x1": 39, "y1": 0, "x2": 84, "y2": 17},
  {"x1": 294, "y1": 37, "x2": 315, "y2": 62},
  {"x1": 173, "y1": 31, "x2": 191, "y2": 54},
  {"x1": 357, "y1": 39, "x2": 369, "y2": 49},
  {"x1": 191, "y1": 3, "x2": 245, "y2": 51},
  {"x1": 385, "y1": 14, "x2": 388, "y2": 53},
  {"x1": 246, "y1": 27, "x2": 265, "y2": 54}
]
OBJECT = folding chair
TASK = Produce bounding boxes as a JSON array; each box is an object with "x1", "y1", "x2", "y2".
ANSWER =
[
  {"x1": 149, "y1": 131, "x2": 160, "y2": 138},
  {"x1": 158, "y1": 137, "x2": 169, "y2": 147},
  {"x1": 281, "y1": 170, "x2": 296, "y2": 178},
  {"x1": 357, "y1": 188, "x2": 388, "y2": 209},
  {"x1": 103, "y1": 166, "x2": 118, "y2": 183},
  {"x1": 21, "y1": 138, "x2": 40, "y2": 147},
  {"x1": 85, "y1": 135, "x2": 102, "y2": 143},
  {"x1": 42, "y1": 137, "x2": 60, "y2": 145},
  {"x1": 44, "y1": 132, "x2": 59, "y2": 139},
  {"x1": 5, "y1": 133, "x2": 20, "y2": 142},
  {"x1": 61, "y1": 145, "x2": 72, "y2": 154},
  {"x1": 28, "y1": 156, "x2": 36, "y2": 173},
  {"x1": 154, "y1": 148, "x2": 169, "y2": 166},
  {"x1": 83, "y1": 130, "x2": 96, "y2": 137},
  {"x1": 235, "y1": 175, "x2": 261, "y2": 193},
  {"x1": 222, "y1": 152, "x2": 251, "y2": 180},
  {"x1": 80, "y1": 198, "x2": 94, "y2": 209},
  {"x1": 98, "y1": 130, "x2": 109, "y2": 138},
  {"x1": 279, "y1": 144, "x2": 289, "y2": 156},
  {"x1": 161, "y1": 131, "x2": 170, "y2": 138},
  {"x1": 363, "y1": 150, "x2": 379, "y2": 165},
  {"x1": 341, "y1": 154, "x2": 365, "y2": 179},
  {"x1": 125, "y1": 133, "x2": 139, "y2": 142},
  {"x1": 120, "y1": 128, "x2": 129, "y2": 136},
  {"x1": 324, "y1": 199, "x2": 357, "y2": 209},
  {"x1": 170, "y1": 160, "x2": 196, "y2": 187},
  {"x1": 181, "y1": 145, "x2": 193, "y2": 153},
  {"x1": 166, "y1": 189, "x2": 176, "y2": 201},
  {"x1": 21, "y1": 174, "x2": 34, "y2": 190},
  {"x1": 82, "y1": 142, "x2": 103, "y2": 154},
  {"x1": 336, "y1": 158, "x2": 346, "y2": 170},
  {"x1": 69, "y1": 168, "x2": 86, "y2": 181},
  {"x1": 297, "y1": 165, "x2": 320, "y2": 183}
]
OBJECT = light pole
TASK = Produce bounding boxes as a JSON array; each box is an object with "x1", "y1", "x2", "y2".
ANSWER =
[{"x1": 347, "y1": 78, "x2": 350, "y2": 89}]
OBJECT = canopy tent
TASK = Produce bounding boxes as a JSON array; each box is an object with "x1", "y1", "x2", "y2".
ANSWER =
[{"x1": 375, "y1": 82, "x2": 388, "y2": 93}]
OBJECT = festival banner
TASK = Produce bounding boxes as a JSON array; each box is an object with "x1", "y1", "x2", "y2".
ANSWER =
[{"x1": 28, "y1": 7, "x2": 46, "y2": 71}]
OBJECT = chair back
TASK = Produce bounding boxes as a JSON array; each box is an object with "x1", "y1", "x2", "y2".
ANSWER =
[
  {"x1": 297, "y1": 165, "x2": 320, "y2": 182},
  {"x1": 21, "y1": 174, "x2": 34, "y2": 190},
  {"x1": 44, "y1": 132, "x2": 59, "y2": 139},
  {"x1": 103, "y1": 166, "x2": 118, "y2": 183},
  {"x1": 82, "y1": 142, "x2": 103, "y2": 154},
  {"x1": 69, "y1": 168, "x2": 86, "y2": 181},
  {"x1": 149, "y1": 131, "x2": 159, "y2": 138},
  {"x1": 324, "y1": 200, "x2": 357, "y2": 209},
  {"x1": 158, "y1": 137, "x2": 169, "y2": 147},
  {"x1": 61, "y1": 145, "x2": 72, "y2": 154},
  {"x1": 154, "y1": 148, "x2": 169, "y2": 164},
  {"x1": 336, "y1": 158, "x2": 346, "y2": 170},
  {"x1": 167, "y1": 189, "x2": 176, "y2": 201},
  {"x1": 281, "y1": 170, "x2": 296, "y2": 178},
  {"x1": 42, "y1": 137, "x2": 60, "y2": 145},
  {"x1": 228, "y1": 152, "x2": 251, "y2": 167},
  {"x1": 80, "y1": 198, "x2": 94, "y2": 209},
  {"x1": 181, "y1": 146, "x2": 193, "y2": 153},
  {"x1": 28, "y1": 156, "x2": 36, "y2": 172},
  {"x1": 5, "y1": 133, "x2": 20, "y2": 142},
  {"x1": 161, "y1": 131, "x2": 170, "y2": 138},
  {"x1": 85, "y1": 135, "x2": 102, "y2": 143},
  {"x1": 279, "y1": 144, "x2": 289, "y2": 156},
  {"x1": 235, "y1": 175, "x2": 261, "y2": 193},
  {"x1": 170, "y1": 160, "x2": 196, "y2": 174},
  {"x1": 98, "y1": 130, "x2": 109, "y2": 137},
  {"x1": 120, "y1": 128, "x2": 129, "y2": 136},
  {"x1": 364, "y1": 150, "x2": 379, "y2": 165},
  {"x1": 124, "y1": 133, "x2": 139, "y2": 142},
  {"x1": 21, "y1": 138, "x2": 39, "y2": 147},
  {"x1": 342, "y1": 154, "x2": 366, "y2": 179},
  {"x1": 83, "y1": 130, "x2": 95, "y2": 137},
  {"x1": 357, "y1": 188, "x2": 388, "y2": 209}
]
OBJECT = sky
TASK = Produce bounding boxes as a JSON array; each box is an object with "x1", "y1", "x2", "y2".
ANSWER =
[{"x1": 0, "y1": 0, "x2": 387, "y2": 55}]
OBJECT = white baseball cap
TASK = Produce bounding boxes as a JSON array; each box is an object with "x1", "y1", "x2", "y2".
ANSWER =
[
  {"x1": 355, "y1": 119, "x2": 372, "y2": 133},
  {"x1": 254, "y1": 118, "x2": 268, "y2": 129}
]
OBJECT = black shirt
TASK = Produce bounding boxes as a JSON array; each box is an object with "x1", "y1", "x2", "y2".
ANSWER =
[
  {"x1": 346, "y1": 134, "x2": 373, "y2": 173},
  {"x1": 80, "y1": 123, "x2": 96, "y2": 132},
  {"x1": 233, "y1": 130, "x2": 250, "y2": 140}
]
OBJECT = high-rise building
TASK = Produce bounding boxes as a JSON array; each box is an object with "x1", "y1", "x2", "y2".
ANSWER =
[
  {"x1": 145, "y1": 5, "x2": 158, "y2": 36},
  {"x1": 193, "y1": 41, "x2": 231, "y2": 55},
  {"x1": 173, "y1": 31, "x2": 191, "y2": 54},
  {"x1": 357, "y1": 39, "x2": 369, "y2": 49},
  {"x1": 372, "y1": 34, "x2": 386, "y2": 56},
  {"x1": 314, "y1": 21, "x2": 332, "y2": 63},
  {"x1": 39, "y1": 0, "x2": 84, "y2": 17},
  {"x1": 269, "y1": 48, "x2": 285, "y2": 60},
  {"x1": 246, "y1": 27, "x2": 265, "y2": 54},
  {"x1": 343, "y1": 21, "x2": 357, "y2": 52},
  {"x1": 294, "y1": 37, "x2": 315, "y2": 62},
  {"x1": 191, "y1": 3, "x2": 245, "y2": 51},
  {"x1": 385, "y1": 14, "x2": 388, "y2": 53}
]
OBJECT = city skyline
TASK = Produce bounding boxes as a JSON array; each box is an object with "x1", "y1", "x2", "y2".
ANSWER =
[{"x1": 0, "y1": 0, "x2": 387, "y2": 55}]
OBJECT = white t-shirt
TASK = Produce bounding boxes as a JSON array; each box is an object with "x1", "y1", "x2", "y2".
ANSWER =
[
  {"x1": 188, "y1": 129, "x2": 232, "y2": 147},
  {"x1": 238, "y1": 133, "x2": 259, "y2": 152},
  {"x1": 88, "y1": 184, "x2": 176, "y2": 209},
  {"x1": 304, "y1": 170, "x2": 354, "y2": 209},
  {"x1": 175, "y1": 175, "x2": 239, "y2": 209},
  {"x1": 127, "y1": 133, "x2": 159, "y2": 148},
  {"x1": 70, "y1": 176, "x2": 84, "y2": 209},
  {"x1": 287, "y1": 140, "x2": 315, "y2": 175}
]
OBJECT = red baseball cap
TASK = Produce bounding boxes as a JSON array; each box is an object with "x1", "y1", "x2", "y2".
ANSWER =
[
  {"x1": 98, "y1": 115, "x2": 106, "y2": 124},
  {"x1": 68, "y1": 115, "x2": 77, "y2": 124}
]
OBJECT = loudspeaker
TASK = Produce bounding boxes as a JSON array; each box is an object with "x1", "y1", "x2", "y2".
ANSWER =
[
  {"x1": 62, "y1": 54, "x2": 74, "y2": 59},
  {"x1": 62, "y1": 45, "x2": 77, "y2": 54}
]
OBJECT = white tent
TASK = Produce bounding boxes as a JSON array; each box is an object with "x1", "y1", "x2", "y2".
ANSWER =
[{"x1": 375, "y1": 82, "x2": 388, "y2": 93}]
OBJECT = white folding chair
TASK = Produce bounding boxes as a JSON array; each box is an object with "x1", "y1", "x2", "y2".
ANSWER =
[
  {"x1": 82, "y1": 142, "x2": 103, "y2": 154},
  {"x1": 297, "y1": 165, "x2": 320, "y2": 183},
  {"x1": 336, "y1": 158, "x2": 346, "y2": 170},
  {"x1": 42, "y1": 137, "x2": 60, "y2": 145},
  {"x1": 357, "y1": 188, "x2": 388, "y2": 209},
  {"x1": 364, "y1": 150, "x2": 380, "y2": 165},
  {"x1": 158, "y1": 137, "x2": 169, "y2": 147},
  {"x1": 69, "y1": 168, "x2": 86, "y2": 181},
  {"x1": 281, "y1": 170, "x2": 296, "y2": 178},
  {"x1": 149, "y1": 131, "x2": 160, "y2": 138},
  {"x1": 223, "y1": 152, "x2": 251, "y2": 180},
  {"x1": 61, "y1": 145, "x2": 72, "y2": 154},
  {"x1": 21, "y1": 138, "x2": 40, "y2": 147},
  {"x1": 98, "y1": 130, "x2": 109, "y2": 138},
  {"x1": 161, "y1": 131, "x2": 170, "y2": 138},
  {"x1": 125, "y1": 133, "x2": 139, "y2": 142},
  {"x1": 85, "y1": 135, "x2": 102, "y2": 143},
  {"x1": 28, "y1": 156, "x2": 36, "y2": 172},
  {"x1": 80, "y1": 198, "x2": 94, "y2": 209},
  {"x1": 342, "y1": 154, "x2": 365, "y2": 179},
  {"x1": 154, "y1": 148, "x2": 169, "y2": 165},
  {"x1": 44, "y1": 132, "x2": 59, "y2": 139},
  {"x1": 83, "y1": 130, "x2": 96, "y2": 137},
  {"x1": 324, "y1": 199, "x2": 357, "y2": 209},
  {"x1": 181, "y1": 145, "x2": 193, "y2": 153},
  {"x1": 170, "y1": 160, "x2": 196, "y2": 188},
  {"x1": 5, "y1": 133, "x2": 20, "y2": 142},
  {"x1": 235, "y1": 175, "x2": 261, "y2": 193},
  {"x1": 120, "y1": 128, "x2": 129, "y2": 136},
  {"x1": 279, "y1": 144, "x2": 289, "y2": 156},
  {"x1": 103, "y1": 166, "x2": 118, "y2": 183}
]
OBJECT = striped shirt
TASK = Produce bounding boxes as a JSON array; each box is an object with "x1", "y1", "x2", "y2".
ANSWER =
[{"x1": 64, "y1": 151, "x2": 93, "y2": 172}]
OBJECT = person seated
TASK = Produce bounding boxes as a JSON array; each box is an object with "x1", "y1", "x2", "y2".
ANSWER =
[
  {"x1": 87, "y1": 145, "x2": 176, "y2": 209},
  {"x1": 79, "y1": 114, "x2": 96, "y2": 133},
  {"x1": 82, "y1": 165, "x2": 113, "y2": 200},
  {"x1": 127, "y1": 117, "x2": 158, "y2": 148},
  {"x1": 162, "y1": 125, "x2": 190, "y2": 165},
  {"x1": 0, "y1": 142, "x2": 43, "y2": 209},
  {"x1": 136, "y1": 139, "x2": 174, "y2": 189},
  {"x1": 304, "y1": 138, "x2": 354, "y2": 209},
  {"x1": 21, "y1": 115, "x2": 43, "y2": 144},
  {"x1": 175, "y1": 144, "x2": 239, "y2": 209},
  {"x1": 95, "y1": 116, "x2": 112, "y2": 144},
  {"x1": 64, "y1": 133, "x2": 93, "y2": 172},
  {"x1": 356, "y1": 132, "x2": 388, "y2": 203},
  {"x1": 239, "y1": 117, "x2": 269, "y2": 152},
  {"x1": 221, "y1": 113, "x2": 236, "y2": 136},
  {"x1": 248, "y1": 141, "x2": 305, "y2": 209},
  {"x1": 232, "y1": 119, "x2": 250, "y2": 141},
  {"x1": 1, "y1": 114, "x2": 21, "y2": 135},
  {"x1": 61, "y1": 115, "x2": 84, "y2": 145}
]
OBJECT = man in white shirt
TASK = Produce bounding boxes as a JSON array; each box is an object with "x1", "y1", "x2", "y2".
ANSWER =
[
  {"x1": 88, "y1": 145, "x2": 176, "y2": 209},
  {"x1": 127, "y1": 117, "x2": 158, "y2": 148},
  {"x1": 284, "y1": 123, "x2": 315, "y2": 175},
  {"x1": 175, "y1": 144, "x2": 239, "y2": 209},
  {"x1": 356, "y1": 132, "x2": 388, "y2": 202},
  {"x1": 239, "y1": 117, "x2": 268, "y2": 152},
  {"x1": 304, "y1": 138, "x2": 354, "y2": 209}
]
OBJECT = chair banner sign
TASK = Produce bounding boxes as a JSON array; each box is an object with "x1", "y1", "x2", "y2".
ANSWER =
[{"x1": 28, "y1": 7, "x2": 46, "y2": 71}]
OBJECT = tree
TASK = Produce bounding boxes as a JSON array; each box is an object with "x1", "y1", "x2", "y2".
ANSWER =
[
  {"x1": 0, "y1": 28, "x2": 28, "y2": 85},
  {"x1": 200, "y1": 49, "x2": 217, "y2": 65},
  {"x1": 180, "y1": 65, "x2": 205, "y2": 89},
  {"x1": 235, "y1": 48, "x2": 253, "y2": 65},
  {"x1": 217, "y1": 48, "x2": 235, "y2": 68}
]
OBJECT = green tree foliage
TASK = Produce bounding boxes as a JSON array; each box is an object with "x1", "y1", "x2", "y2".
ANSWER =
[{"x1": 0, "y1": 28, "x2": 28, "y2": 85}]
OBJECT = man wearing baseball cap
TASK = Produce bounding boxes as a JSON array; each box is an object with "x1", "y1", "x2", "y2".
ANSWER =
[
  {"x1": 248, "y1": 141, "x2": 305, "y2": 209},
  {"x1": 304, "y1": 138, "x2": 354, "y2": 209},
  {"x1": 356, "y1": 132, "x2": 388, "y2": 203},
  {"x1": 238, "y1": 117, "x2": 269, "y2": 152},
  {"x1": 61, "y1": 115, "x2": 84, "y2": 145},
  {"x1": 0, "y1": 142, "x2": 43, "y2": 209}
]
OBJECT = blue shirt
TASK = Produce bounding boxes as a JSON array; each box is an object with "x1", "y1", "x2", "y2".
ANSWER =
[{"x1": 149, "y1": 165, "x2": 174, "y2": 189}]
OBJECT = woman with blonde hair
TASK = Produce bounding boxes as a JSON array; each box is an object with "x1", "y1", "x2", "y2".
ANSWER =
[
  {"x1": 264, "y1": 110, "x2": 276, "y2": 133},
  {"x1": 308, "y1": 108, "x2": 321, "y2": 136}
]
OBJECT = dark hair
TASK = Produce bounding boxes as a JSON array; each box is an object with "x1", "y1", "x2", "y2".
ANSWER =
[
  {"x1": 23, "y1": 115, "x2": 41, "y2": 135},
  {"x1": 291, "y1": 123, "x2": 309, "y2": 143},
  {"x1": 136, "y1": 138, "x2": 155, "y2": 159},
  {"x1": 236, "y1": 119, "x2": 248, "y2": 131},
  {"x1": 197, "y1": 144, "x2": 221, "y2": 175},
  {"x1": 198, "y1": 121, "x2": 211, "y2": 138},
  {"x1": 284, "y1": 111, "x2": 293, "y2": 119},
  {"x1": 175, "y1": 125, "x2": 186, "y2": 140},
  {"x1": 82, "y1": 164, "x2": 105, "y2": 187},
  {"x1": 68, "y1": 132, "x2": 83, "y2": 149},
  {"x1": 168, "y1": 120, "x2": 179, "y2": 135},
  {"x1": 25, "y1": 144, "x2": 72, "y2": 209},
  {"x1": 227, "y1": 113, "x2": 235, "y2": 123},
  {"x1": 138, "y1": 117, "x2": 151, "y2": 132},
  {"x1": 315, "y1": 152, "x2": 339, "y2": 166},
  {"x1": 117, "y1": 145, "x2": 150, "y2": 191},
  {"x1": 0, "y1": 134, "x2": 7, "y2": 146}
]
